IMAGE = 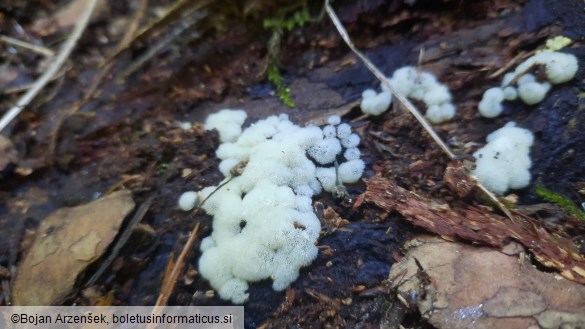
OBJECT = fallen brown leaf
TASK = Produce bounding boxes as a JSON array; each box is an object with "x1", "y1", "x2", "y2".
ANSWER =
[
  {"x1": 390, "y1": 236, "x2": 585, "y2": 329},
  {"x1": 12, "y1": 190, "x2": 135, "y2": 305}
]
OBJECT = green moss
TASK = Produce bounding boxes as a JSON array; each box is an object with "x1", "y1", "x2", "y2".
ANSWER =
[
  {"x1": 262, "y1": 6, "x2": 310, "y2": 31},
  {"x1": 267, "y1": 62, "x2": 295, "y2": 107},
  {"x1": 535, "y1": 184, "x2": 585, "y2": 221},
  {"x1": 261, "y1": 6, "x2": 315, "y2": 108}
]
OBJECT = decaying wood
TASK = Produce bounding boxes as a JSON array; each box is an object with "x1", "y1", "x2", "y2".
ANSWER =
[{"x1": 359, "y1": 175, "x2": 585, "y2": 284}]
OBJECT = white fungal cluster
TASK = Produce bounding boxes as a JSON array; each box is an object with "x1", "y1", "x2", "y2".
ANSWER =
[
  {"x1": 478, "y1": 51, "x2": 578, "y2": 118},
  {"x1": 179, "y1": 110, "x2": 365, "y2": 303},
  {"x1": 472, "y1": 122, "x2": 534, "y2": 195},
  {"x1": 360, "y1": 89, "x2": 392, "y2": 116},
  {"x1": 360, "y1": 66, "x2": 456, "y2": 124}
]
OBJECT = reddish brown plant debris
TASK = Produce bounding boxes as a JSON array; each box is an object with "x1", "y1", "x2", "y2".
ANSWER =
[
  {"x1": 443, "y1": 160, "x2": 477, "y2": 198},
  {"x1": 361, "y1": 175, "x2": 585, "y2": 284},
  {"x1": 321, "y1": 206, "x2": 350, "y2": 235}
]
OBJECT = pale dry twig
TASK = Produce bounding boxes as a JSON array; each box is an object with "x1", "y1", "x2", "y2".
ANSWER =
[{"x1": 0, "y1": 0, "x2": 98, "y2": 133}]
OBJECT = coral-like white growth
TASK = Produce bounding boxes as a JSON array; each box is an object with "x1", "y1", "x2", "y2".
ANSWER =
[
  {"x1": 360, "y1": 66, "x2": 456, "y2": 124},
  {"x1": 344, "y1": 147, "x2": 361, "y2": 161},
  {"x1": 360, "y1": 89, "x2": 392, "y2": 116},
  {"x1": 502, "y1": 86, "x2": 518, "y2": 101},
  {"x1": 426, "y1": 103, "x2": 456, "y2": 124},
  {"x1": 341, "y1": 133, "x2": 360, "y2": 149},
  {"x1": 327, "y1": 115, "x2": 342, "y2": 125},
  {"x1": 478, "y1": 87, "x2": 505, "y2": 118},
  {"x1": 323, "y1": 125, "x2": 337, "y2": 138},
  {"x1": 204, "y1": 109, "x2": 247, "y2": 143},
  {"x1": 308, "y1": 138, "x2": 343, "y2": 165},
  {"x1": 337, "y1": 123, "x2": 352, "y2": 139},
  {"x1": 478, "y1": 51, "x2": 578, "y2": 118},
  {"x1": 515, "y1": 52, "x2": 579, "y2": 84},
  {"x1": 187, "y1": 110, "x2": 365, "y2": 303},
  {"x1": 472, "y1": 122, "x2": 534, "y2": 195},
  {"x1": 517, "y1": 81, "x2": 551, "y2": 105},
  {"x1": 338, "y1": 159, "x2": 366, "y2": 184}
]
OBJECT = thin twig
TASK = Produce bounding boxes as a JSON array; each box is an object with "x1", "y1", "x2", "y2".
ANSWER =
[
  {"x1": 85, "y1": 195, "x2": 154, "y2": 288},
  {"x1": 0, "y1": 0, "x2": 98, "y2": 133},
  {"x1": 476, "y1": 182, "x2": 514, "y2": 220},
  {"x1": 325, "y1": 1, "x2": 514, "y2": 220},
  {"x1": 487, "y1": 51, "x2": 533, "y2": 80},
  {"x1": 145, "y1": 220, "x2": 201, "y2": 329},
  {"x1": 0, "y1": 35, "x2": 55, "y2": 57},
  {"x1": 153, "y1": 222, "x2": 201, "y2": 306},
  {"x1": 119, "y1": 0, "x2": 149, "y2": 49},
  {"x1": 324, "y1": 0, "x2": 456, "y2": 160}
]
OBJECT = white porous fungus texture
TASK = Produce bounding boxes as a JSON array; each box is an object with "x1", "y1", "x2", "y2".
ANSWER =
[
  {"x1": 338, "y1": 159, "x2": 366, "y2": 184},
  {"x1": 360, "y1": 89, "x2": 392, "y2": 116},
  {"x1": 327, "y1": 115, "x2": 341, "y2": 125},
  {"x1": 360, "y1": 66, "x2": 456, "y2": 124},
  {"x1": 478, "y1": 51, "x2": 578, "y2": 118},
  {"x1": 308, "y1": 138, "x2": 342, "y2": 165},
  {"x1": 204, "y1": 109, "x2": 247, "y2": 143},
  {"x1": 191, "y1": 110, "x2": 365, "y2": 303},
  {"x1": 472, "y1": 122, "x2": 533, "y2": 195}
]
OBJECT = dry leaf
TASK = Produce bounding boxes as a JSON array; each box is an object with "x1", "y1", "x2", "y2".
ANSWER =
[
  {"x1": 390, "y1": 236, "x2": 585, "y2": 329},
  {"x1": 12, "y1": 190, "x2": 135, "y2": 305}
]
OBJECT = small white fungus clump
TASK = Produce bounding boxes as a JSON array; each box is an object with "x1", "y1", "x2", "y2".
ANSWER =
[
  {"x1": 181, "y1": 110, "x2": 365, "y2": 303},
  {"x1": 478, "y1": 87, "x2": 505, "y2": 118},
  {"x1": 204, "y1": 109, "x2": 247, "y2": 143},
  {"x1": 472, "y1": 122, "x2": 534, "y2": 195},
  {"x1": 178, "y1": 191, "x2": 198, "y2": 211},
  {"x1": 360, "y1": 66, "x2": 456, "y2": 124},
  {"x1": 517, "y1": 80, "x2": 551, "y2": 105},
  {"x1": 360, "y1": 89, "x2": 392, "y2": 116},
  {"x1": 478, "y1": 51, "x2": 579, "y2": 118},
  {"x1": 515, "y1": 51, "x2": 579, "y2": 84}
]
